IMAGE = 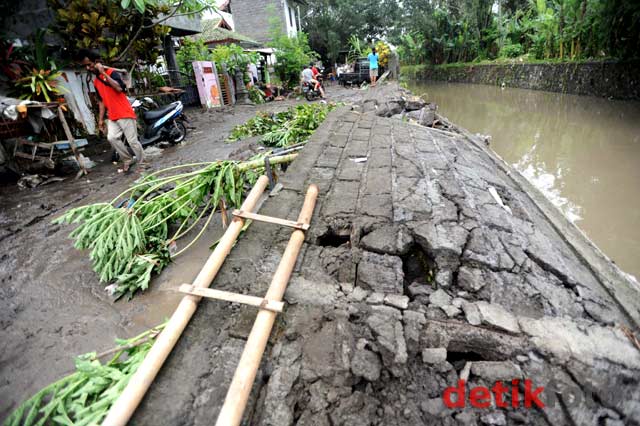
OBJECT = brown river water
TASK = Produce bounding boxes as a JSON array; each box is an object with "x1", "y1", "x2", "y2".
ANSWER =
[{"x1": 408, "y1": 81, "x2": 640, "y2": 280}]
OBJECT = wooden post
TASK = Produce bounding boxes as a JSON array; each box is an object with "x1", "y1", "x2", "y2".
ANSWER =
[
  {"x1": 57, "y1": 106, "x2": 87, "y2": 177},
  {"x1": 102, "y1": 176, "x2": 270, "y2": 426},
  {"x1": 216, "y1": 184, "x2": 319, "y2": 426}
]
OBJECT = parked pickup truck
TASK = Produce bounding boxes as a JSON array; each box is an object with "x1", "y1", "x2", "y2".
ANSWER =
[{"x1": 338, "y1": 58, "x2": 370, "y2": 86}]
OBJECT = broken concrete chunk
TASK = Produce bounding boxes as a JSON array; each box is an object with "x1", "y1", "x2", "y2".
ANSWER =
[
  {"x1": 404, "y1": 97, "x2": 427, "y2": 112},
  {"x1": 435, "y1": 270, "x2": 453, "y2": 287},
  {"x1": 441, "y1": 304, "x2": 461, "y2": 318},
  {"x1": 376, "y1": 99, "x2": 405, "y2": 117},
  {"x1": 480, "y1": 411, "x2": 507, "y2": 426},
  {"x1": 462, "y1": 301, "x2": 481, "y2": 325},
  {"x1": 403, "y1": 310, "x2": 426, "y2": 354},
  {"x1": 366, "y1": 292, "x2": 385, "y2": 305},
  {"x1": 413, "y1": 221, "x2": 469, "y2": 270},
  {"x1": 429, "y1": 289, "x2": 452, "y2": 308},
  {"x1": 366, "y1": 309, "x2": 408, "y2": 371},
  {"x1": 360, "y1": 225, "x2": 413, "y2": 256},
  {"x1": 330, "y1": 391, "x2": 379, "y2": 426},
  {"x1": 357, "y1": 251, "x2": 404, "y2": 294},
  {"x1": 476, "y1": 301, "x2": 521, "y2": 333},
  {"x1": 350, "y1": 348, "x2": 382, "y2": 382},
  {"x1": 518, "y1": 316, "x2": 640, "y2": 368},
  {"x1": 421, "y1": 348, "x2": 447, "y2": 364},
  {"x1": 384, "y1": 294, "x2": 410, "y2": 310},
  {"x1": 348, "y1": 286, "x2": 369, "y2": 302},
  {"x1": 455, "y1": 411, "x2": 478, "y2": 426},
  {"x1": 285, "y1": 276, "x2": 339, "y2": 306},
  {"x1": 458, "y1": 266, "x2": 486, "y2": 292},
  {"x1": 470, "y1": 361, "x2": 523, "y2": 381},
  {"x1": 420, "y1": 398, "x2": 446, "y2": 417},
  {"x1": 407, "y1": 281, "x2": 434, "y2": 298}
]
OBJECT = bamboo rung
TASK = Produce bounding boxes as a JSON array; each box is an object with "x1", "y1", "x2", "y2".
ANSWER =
[
  {"x1": 231, "y1": 209, "x2": 310, "y2": 230},
  {"x1": 178, "y1": 284, "x2": 284, "y2": 313}
]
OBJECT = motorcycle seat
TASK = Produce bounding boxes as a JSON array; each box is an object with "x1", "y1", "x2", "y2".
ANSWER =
[{"x1": 143, "y1": 102, "x2": 178, "y2": 121}]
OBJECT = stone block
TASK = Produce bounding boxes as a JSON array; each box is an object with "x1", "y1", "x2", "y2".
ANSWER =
[{"x1": 357, "y1": 251, "x2": 404, "y2": 294}]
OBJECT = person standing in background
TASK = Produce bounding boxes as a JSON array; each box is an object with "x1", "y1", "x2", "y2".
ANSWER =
[
  {"x1": 368, "y1": 48, "x2": 379, "y2": 87},
  {"x1": 76, "y1": 49, "x2": 144, "y2": 173}
]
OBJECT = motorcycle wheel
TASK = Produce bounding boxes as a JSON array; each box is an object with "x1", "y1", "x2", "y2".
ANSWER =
[
  {"x1": 305, "y1": 91, "x2": 316, "y2": 101},
  {"x1": 169, "y1": 121, "x2": 187, "y2": 144}
]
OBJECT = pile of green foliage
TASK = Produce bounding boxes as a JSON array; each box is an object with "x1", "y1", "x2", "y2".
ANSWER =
[
  {"x1": 227, "y1": 103, "x2": 338, "y2": 147},
  {"x1": 53, "y1": 156, "x2": 293, "y2": 299},
  {"x1": 5, "y1": 324, "x2": 165, "y2": 426}
]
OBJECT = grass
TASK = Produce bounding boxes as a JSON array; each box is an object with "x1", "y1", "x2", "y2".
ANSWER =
[{"x1": 402, "y1": 56, "x2": 619, "y2": 74}]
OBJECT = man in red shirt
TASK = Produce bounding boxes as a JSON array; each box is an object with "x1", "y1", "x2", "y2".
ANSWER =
[{"x1": 77, "y1": 49, "x2": 144, "y2": 172}]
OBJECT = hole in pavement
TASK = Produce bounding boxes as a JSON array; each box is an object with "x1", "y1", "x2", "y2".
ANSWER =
[
  {"x1": 446, "y1": 351, "x2": 486, "y2": 372},
  {"x1": 317, "y1": 227, "x2": 350, "y2": 247},
  {"x1": 402, "y1": 246, "x2": 436, "y2": 298}
]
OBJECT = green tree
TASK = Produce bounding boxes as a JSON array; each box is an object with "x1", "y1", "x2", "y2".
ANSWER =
[{"x1": 303, "y1": 0, "x2": 401, "y2": 65}]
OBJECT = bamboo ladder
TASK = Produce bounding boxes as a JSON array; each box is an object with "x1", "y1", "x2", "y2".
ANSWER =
[{"x1": 102, "y1": 176, "x2": 318, "y2": 426}]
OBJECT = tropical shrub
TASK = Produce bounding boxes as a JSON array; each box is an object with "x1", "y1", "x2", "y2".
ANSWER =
[
  {"x1": 499, "y1": 43, "x2": 524, "y2": 58},
  {"x1": 176, "y1": 37, "x2": 211, "y2": 74},
  {"x1": 211, "y1": 43, "x2": 258, "y2": 73},
  {"x1": 269, "y1": 32, "x2": 318, "y2": 89}
]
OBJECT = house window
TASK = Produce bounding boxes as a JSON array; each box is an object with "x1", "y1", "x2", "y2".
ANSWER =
[{"x1": 289, "y1": 6, "x2": 295, "y2": 32}]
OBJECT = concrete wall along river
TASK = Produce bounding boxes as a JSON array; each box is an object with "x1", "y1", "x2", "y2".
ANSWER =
[{"x1": 132, "y1": 83, "x2": 640, "y2": 425}]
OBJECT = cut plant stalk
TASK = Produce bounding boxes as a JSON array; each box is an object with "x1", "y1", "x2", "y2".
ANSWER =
[
  {"x1": 4, "y1": 323, "x2": 166, "y2": 426},
  {"x1": 54, "y1": 155, "x2": 297, "y2": 300}
]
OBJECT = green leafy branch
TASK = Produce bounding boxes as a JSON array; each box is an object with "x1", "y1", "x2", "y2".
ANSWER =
[
  {"x1": 4, "y1": 323, "x2": 166, "y2": 426},
  {"x1": 227, "y1": 103, "x2": 339, "y2": 147},
  {"x1": 54, "y1": 156, "x2": 296, "y2": 300}
]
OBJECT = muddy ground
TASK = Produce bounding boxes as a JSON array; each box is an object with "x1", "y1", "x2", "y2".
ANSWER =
[{"x1": 0, "y1": 84, "x2": 364, "y2": 419}]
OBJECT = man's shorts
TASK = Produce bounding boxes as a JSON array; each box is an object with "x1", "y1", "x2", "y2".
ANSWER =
[{"x1": 370, "y1": 68, "x2": 378, "y2": 77}]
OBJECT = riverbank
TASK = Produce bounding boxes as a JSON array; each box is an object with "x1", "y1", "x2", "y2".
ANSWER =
[{"x1": 402, "y1": 60, "x2": 640, "y2": 100}]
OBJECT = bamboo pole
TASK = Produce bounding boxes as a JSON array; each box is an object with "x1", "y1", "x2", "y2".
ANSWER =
[
  {"x1": 216, "y1": 184, "x2": 319, "y2": 426},
  {"x1": 102, "y1": 175, "x2": 270, "y2": 426}
]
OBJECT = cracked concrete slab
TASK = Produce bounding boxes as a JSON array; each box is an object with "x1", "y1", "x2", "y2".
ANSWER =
[{"x1": 129, "y1": 84, "x2": 640, "y2": 426}]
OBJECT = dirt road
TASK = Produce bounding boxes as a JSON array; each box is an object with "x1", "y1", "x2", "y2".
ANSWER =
[{"x1": 0, "y1": 85, "x2": 362, "y2": 419}]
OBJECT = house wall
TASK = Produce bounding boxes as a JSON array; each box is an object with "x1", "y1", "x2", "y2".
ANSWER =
[
  {"x1": 232, "y1": 0, "x2": 300, "y2": 44},
  {"x1": 2, "y1": 0, "x2": 54, "y2": 40}
]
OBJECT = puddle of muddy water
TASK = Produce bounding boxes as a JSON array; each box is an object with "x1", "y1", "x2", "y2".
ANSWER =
[
  {"x1": 116, "y1": 218, "x2": 228, "y2": 331},
  {"x1": 407, "y1": 80, "x2": 640, "y2": 280}
]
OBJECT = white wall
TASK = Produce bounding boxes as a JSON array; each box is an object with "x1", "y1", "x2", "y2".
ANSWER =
[{"x1": 283, "y1": 0, "x2": 299, "y2": 37}]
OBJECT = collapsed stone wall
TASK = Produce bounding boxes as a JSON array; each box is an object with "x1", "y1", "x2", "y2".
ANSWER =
[
  {"x1": 403, "y1": 61, "x2": 640, "y2": 100},
  {"x1": 133, "y1": 85, "x2": 640, "y2": 425}
]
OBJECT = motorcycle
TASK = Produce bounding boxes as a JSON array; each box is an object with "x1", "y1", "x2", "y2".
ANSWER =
[
  {"x1": 132, "y1": 97, "x2": 187, "y2": 146},
  {"x1": 112, "y1": 97, "x2": 187, "y2": 161},
  {"x1": 302, "y1": 79, "x2": 324, "y2": 101}
]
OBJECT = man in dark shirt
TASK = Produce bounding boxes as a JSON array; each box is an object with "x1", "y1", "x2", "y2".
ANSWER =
[{"x1": 76, "y1": 49, "x2": 144, "y2": 172}]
